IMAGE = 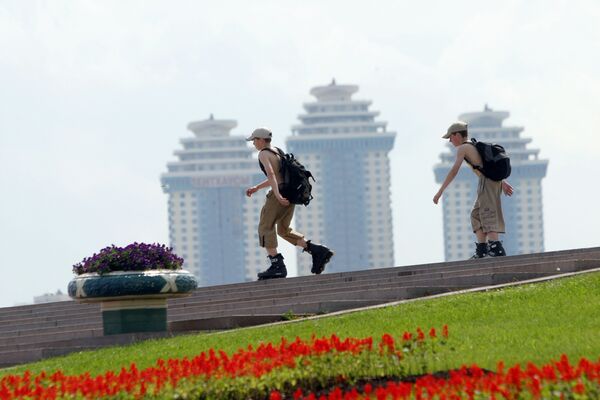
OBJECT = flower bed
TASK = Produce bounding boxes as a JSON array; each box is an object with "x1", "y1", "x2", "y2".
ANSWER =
[
  {"x1": 72, "y1": 243, "x2": 183, "y2": 275},
  {"x1": 1, "y1": 326, "x2": 599, "y2": 399},
  {"x1": 283, "y1": 355, "x2": 600, "y2": 399}
]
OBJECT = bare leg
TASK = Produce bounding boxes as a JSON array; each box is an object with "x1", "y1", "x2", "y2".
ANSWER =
[
  {"x1": 266, "y1": 247, "x2": 278, "y2": 257},
  {"x1": 475, "y1": 229, "x2": 486, "y2": 243},
  {"x1": 487, "y1": 232, "x2": 499, "y2": 241}
]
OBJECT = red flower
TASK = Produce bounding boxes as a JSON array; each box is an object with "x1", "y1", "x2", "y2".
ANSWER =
[
  {"x1": 442, "y1": 325, "x2": 449, "y2": 339},
  {"x1": 573, "y1": 380, "x2": 586, "y2": 394},
  {"x1": 269, "y1": 390, "x2": 283, "y2": 400}
]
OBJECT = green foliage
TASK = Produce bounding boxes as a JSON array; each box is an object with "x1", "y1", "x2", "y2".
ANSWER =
[
  {"x1": 2, "y1": 271, "x2": 599, "y2": 382},
  {"x1": 281, "y1": 310, "x2": 300, "y2": 321}
]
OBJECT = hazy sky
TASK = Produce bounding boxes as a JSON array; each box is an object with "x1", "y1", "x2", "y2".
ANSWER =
[{"x1": 1, "y1": 1, "x2": 599, "y2": 308}]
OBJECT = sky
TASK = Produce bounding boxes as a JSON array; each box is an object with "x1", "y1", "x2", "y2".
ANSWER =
[{"x1": 1, "y1": 0, "x2": 599, "y2": 308}]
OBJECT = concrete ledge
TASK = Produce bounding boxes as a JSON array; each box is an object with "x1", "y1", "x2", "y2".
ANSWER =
[{"x1": 169, "y1": 315, "x2": 296, "y2": 332}]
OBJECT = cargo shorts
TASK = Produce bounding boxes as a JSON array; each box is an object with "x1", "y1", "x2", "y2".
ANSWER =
[
  {"x1": 471, "y1": 175, "x2": 506, "y2": 234},
  {"x1": 258, "y1": 191, "x2": 304, "y2": 248}
]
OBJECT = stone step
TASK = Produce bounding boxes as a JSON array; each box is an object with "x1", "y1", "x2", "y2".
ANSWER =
[
  {"x1": 165, "y1": 271, "x2": 554, "y2": 319},
  {"x1": 0, "y1": 331, "x2": 176, "y2": 368},
  {"x1": 0, "y1": 267, "x2": 555, "y2": 335},
  {"x1": 0, "y1": 322, "x2": 103, "y2": 340},
  {"x1": 171, "y1": 255, "x2": 599, "y2": 303},
  {"x1": 173, "y1": 252, "x2": 597, "y2": 298},
  {"x1": 1, "y1": 249, "x2": 598, "y2": 327},
  {"x1": 0, "y1": 314, "x2": 293, "y2": 368},
  {"x1": 0, "y1": 299, "x2": 385, "y2": 352},
  {"x1": 1, "y1": 261, "x2": 593, "y2": 335},
  {"x1": 168, "y1": 314, "x2": 303, "y2": 332},
  {"x1": 0, "y1": 283, "x2": 461, "y2": 347},
  {"x1": 0, "y1": 301, "x2": 94, "y2": 320},
  {"x1": 1, "y1": 278, "x2": 424, "y2": 338},
  {"x1": 0, "y1": 314, "x2": 102, "y2": 335},
  {"x1": 165, "y1": 265, "x2": 582, "y2": 316},
  {"x1": 0, "y1": 286, "x2": 458, "y2": 340},
  {"x1": 0, "y1": 327, "x2": 105, "y2": 349},
  {"x1": 2, "y1": 247, "x2": 598, "y2": 321},
  {"x1": 168, "y1": 262, "x2": 584, "y2": 309}
]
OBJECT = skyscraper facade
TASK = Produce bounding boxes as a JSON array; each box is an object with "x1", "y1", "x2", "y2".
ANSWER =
[
  {"x1": 434, "y1": 106, "x2": 548, "y2": 261},
  {"x1": 286, "y1": 80, "x2": 396, "y2": 274},
  {"x1": 160, "y1": 115, "x2": 265, "y2": 286}
]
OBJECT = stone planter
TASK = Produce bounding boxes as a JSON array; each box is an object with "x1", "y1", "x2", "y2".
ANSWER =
[{"x1": 68, "y1": 270, "x2": 197, "y2": 335}]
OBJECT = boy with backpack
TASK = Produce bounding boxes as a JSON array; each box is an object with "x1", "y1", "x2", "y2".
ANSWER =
[
  {"x1": 245, "y1": 127, "x2": 334, "y2": 280},
  {"x1": 433, "y1": 121, "x2": 514, "y2": 259}
]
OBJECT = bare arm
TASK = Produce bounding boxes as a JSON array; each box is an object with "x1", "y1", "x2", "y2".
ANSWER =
[
  {"x1": 245, "y1": 179, "x2": 269, "y2": 197},
  {"x1": 433, "y1": 147, "x2": 465, "y2": 204},
  {"x1": 502, "y1": 180, "x2": 514, "y2": 196}
]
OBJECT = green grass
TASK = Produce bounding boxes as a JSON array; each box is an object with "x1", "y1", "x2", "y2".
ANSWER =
[{"x1": 2, "y1": 271, "x2": 600, "y2": 379}]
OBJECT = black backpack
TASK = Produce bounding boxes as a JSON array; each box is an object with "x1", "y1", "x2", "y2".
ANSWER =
[
  {"x1": 467, "y1": 138, "x2": 511, "y2": 181},
  {"x1": 263, "y1": 148, "x2": 315, "y2": 206}
]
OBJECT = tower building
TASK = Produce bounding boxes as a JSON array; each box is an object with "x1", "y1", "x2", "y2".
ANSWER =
[
  {"x1": 434, "y1": 106, "x2": 548, "y2": 260},
  {"x1": 286, "y1": 80, "x2": 396, "y2": 274},
  {"x1": 160, "y1": 115, "x2": 264, "y2": 286}
]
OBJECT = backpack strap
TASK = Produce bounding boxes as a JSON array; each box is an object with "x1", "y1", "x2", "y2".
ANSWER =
[
  {"x1": 258, "y1": 147, "x2": 284, "y2": 176},
  {"x1": 464, "y1": 138, "x2": 477, "y2": 148},
  {"x1": 463, "y1": 139, "x2": 483, "y2": 172},
  {"x1": 260, "y1": 147, "x2": 284, "y2": 157}
]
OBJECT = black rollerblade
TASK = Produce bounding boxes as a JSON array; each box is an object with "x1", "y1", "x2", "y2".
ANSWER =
[
  {"x1": 488, "y1": 241, "x2": 506, "y2": 257},
  {"x1": 304, "y1": 241, "x2": 334, "y2": 274},
  {"x1": 257, "y1": 254, "x2": 287, "y2": 280},
  {"x1": 470, "y1": 242, "x2": 488, "y2": 259}
]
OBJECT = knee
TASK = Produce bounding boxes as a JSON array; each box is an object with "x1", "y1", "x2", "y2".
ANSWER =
[{"x1": 276, "y1": 226, "x2": 291, "y2": 237}]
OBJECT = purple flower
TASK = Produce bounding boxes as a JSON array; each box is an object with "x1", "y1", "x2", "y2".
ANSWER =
[{"x1": 72, "y1": 243, "x2": 184, "y2": 275}]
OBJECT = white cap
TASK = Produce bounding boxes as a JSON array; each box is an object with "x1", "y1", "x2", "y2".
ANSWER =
[
  {"x1": 442, "y1": 121, "x2": 468, "y2": 139},
  {"x1": 246, "y1": 127, "x2": 272, "y2": 141}
]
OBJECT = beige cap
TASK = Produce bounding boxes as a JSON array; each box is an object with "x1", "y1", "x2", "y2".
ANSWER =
[
  {"x1": 246, "y1": 127, "x2": 273, "y2": 141},
  {"x1": 442, "y1": 121, "x2": 468, "y2": 139}
]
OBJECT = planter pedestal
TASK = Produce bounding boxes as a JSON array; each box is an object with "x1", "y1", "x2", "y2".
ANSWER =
[
  {"x1": 101, "y1": 298, "x2": 168, "y2": 335},
  {"x1": 68, "y1": 270, "x2": 197, "y2": 335}
]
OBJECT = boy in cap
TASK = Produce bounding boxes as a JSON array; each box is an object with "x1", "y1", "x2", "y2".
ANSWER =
[
  {"x1": 245, "y1": 127, "x2": 334, "y2": 279},
  {"x1": 433, "y1": 121, "x2": 514, "y2": 258}
]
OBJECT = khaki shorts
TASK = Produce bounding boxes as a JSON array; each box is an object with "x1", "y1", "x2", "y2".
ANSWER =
[
  {"x1": 258, "y1": 191, "x2": 304, "y2": 248},
  {"x1": 471, "y1": 176, "x2": 505, "y2": 234}
]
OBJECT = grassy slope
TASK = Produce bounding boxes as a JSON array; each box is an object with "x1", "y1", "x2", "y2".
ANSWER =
[{"x1": 2, "y1": 271, "x2": 599, "y2": 378}]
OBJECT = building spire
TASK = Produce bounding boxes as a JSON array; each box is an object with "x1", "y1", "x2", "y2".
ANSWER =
[
  {"x1": 187, "y1": 115, "x2": 237, "y2": 137},
  {"x1": 310, "y1": 81, "x2": 358, "y2": 101}
]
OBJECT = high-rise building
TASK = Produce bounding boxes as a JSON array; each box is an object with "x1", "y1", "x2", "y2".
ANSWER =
[
  {"x1": 434, "y1": 106, "x2": 548, "y2": 261},
  {"x1": 160, "y1": 115, "x2": 265, "y2": 286},
  {"x1": 286, "y1": 80, "x2": 396, "y2": 274}
]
